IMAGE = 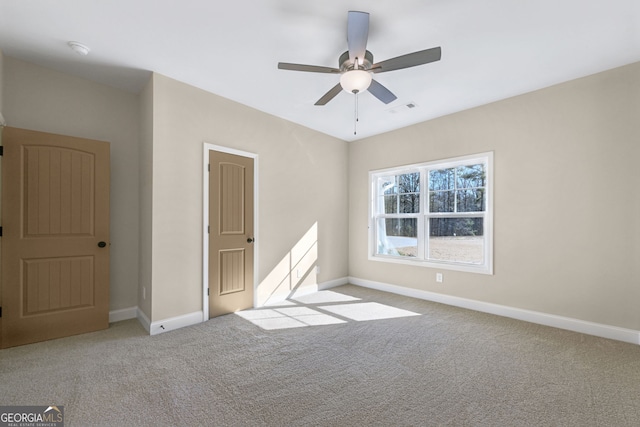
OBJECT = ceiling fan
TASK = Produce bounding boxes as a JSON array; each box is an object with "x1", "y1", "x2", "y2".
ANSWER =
[{"x1": 278, "y1": 11, "x2": 442, "y2": 106}]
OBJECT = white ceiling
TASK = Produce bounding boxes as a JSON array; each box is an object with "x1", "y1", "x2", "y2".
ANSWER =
[{"x1": 1, "y1": 0, "x2": 638, "y2": 141}]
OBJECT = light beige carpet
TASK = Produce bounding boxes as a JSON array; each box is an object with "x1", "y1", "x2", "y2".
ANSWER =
[{"x1": 1, "y1": 284, "x2": 639, "y2": 426}]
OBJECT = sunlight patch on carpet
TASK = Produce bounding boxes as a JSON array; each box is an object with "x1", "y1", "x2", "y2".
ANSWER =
[
  {"x1": 319, "y1": 302, "x2": 420, "y2": 322},
  {"x1": 291, "y1": 290, "x2": 361, "y2": 305},
  {"x1": 235, "y1": 307, "x2": 346, "y2": 330},
  {"x1": 235, "y1": 291, "x2": 420, "y2": 330}
]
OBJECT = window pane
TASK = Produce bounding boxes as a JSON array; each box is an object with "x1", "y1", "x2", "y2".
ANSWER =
[
  {"x1": 377, "y1": 218, "x2": 417, "y2": 257},
  {"x1": 429, "y1": 190, "x2": 454, "y2": 212},
  {"x1": 398, "y1": 172, "x2": 419, "y2": 193},
  {"x1": 456, "y1": 164, "x2": 485, "y2": 188},
  {"x1": 428, "y1": 218, "x2": 484, "y2": 264},
  {"x1": 380, "y1": 176, "x2": 396, "y2": 195},
  {"x1": 383, "y1": 195, "x2": 397, "y2": 213},
  {"x1": 400, "y1": 193, "x2": 420, "y2": 213},
  {"x1": 429, "y1": 168, "x2": 455, "y2": 191},
  {"x1": 430, "y1": 217, "x2": 483, "y2": 237},
  {"x1": 457, "y1": 188, "x2": 485, "y2": 212}
]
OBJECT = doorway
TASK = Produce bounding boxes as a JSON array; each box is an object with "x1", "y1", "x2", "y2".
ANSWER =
[{"x1": 203, "y1": 144, "x2": 257, "y2": 319}]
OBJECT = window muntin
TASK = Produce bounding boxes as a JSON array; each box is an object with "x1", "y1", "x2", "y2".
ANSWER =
[
  {"x1": 370, "y1": 153, "x2": 493, "y2": 274},
  {"x1": 379, "y1": 172, "x2": 420, "y2": 214},
  {"x1": 429, "y1": 165, "x2": 486, "y2": 213}
]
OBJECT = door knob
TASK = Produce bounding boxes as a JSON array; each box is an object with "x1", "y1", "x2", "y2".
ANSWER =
[
  {"x1": 98, "y1": 241, "x2": 107, "y2": 248},
  {"x1": 247, "y1": 237, "x2": 255, "y2": 244}
]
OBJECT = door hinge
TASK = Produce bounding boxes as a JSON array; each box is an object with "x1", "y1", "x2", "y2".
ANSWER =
[
  {"x1": 207, "y1": 225, "x2": 210, "y2": 234},
  {"x1": 0, "y1": 146, "x2": 3, "y2": 156},
  {"x1": 207, "y1": 164, "x2": 210, "y2": 172},
  {"x1": 0, "y1": 226, "x2": 3, "y2": 237},
  {"x1": 207, "y1": 288, "x2": 209, "y2": 296},
  {"x1": 0, "y1": 307, "x2": 2, "y2": 318}
]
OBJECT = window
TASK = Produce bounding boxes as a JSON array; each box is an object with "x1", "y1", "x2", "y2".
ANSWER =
[{"x1": 369, "y1": 152, "x2": 493, "y2": 274}]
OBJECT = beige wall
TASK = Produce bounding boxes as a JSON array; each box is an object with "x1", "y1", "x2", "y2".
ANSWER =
[
  {"x1": 0, "y1": 59, "x2": 348, "y2": 323},
  {"x1": 4, "y1": 52, "x2": 637, "y2": 333},
  {"x1": 349, "y1": 62, "x2": 640, "y2": 330},
  {"x1": 2, "y1": 57, "x2": 141, "y2": 312},
  {"x1": 146, "y1": 73, "x2": 349, "y2": 321},
  {"x1": 138, "y1": 77, "x2": 153, "y2": 319}
]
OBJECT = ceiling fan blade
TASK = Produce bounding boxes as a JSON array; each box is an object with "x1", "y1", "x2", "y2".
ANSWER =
[
  {"x1": 278, "y1": 63, "x2": 340, "y2": 74},
  {"x1": 347, "y1": 11, "x2": 369, "y2": 66},
  {"x1": 371, "y1": 47, "x2": 442, "y2": 73},
  {"x1": 368, "y1": 79, "x2": 397, "y2": 104},
  {"x1": 315, "y1": 83, "x2": 343, "y2": 106}
]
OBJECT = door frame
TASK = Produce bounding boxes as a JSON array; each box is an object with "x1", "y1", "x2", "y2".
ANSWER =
[{"x1": 202, "y1": 143, "x2": 258, "y2": 321}]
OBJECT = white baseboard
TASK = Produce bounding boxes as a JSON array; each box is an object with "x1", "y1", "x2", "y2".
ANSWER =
[
  {"x1": 111, "y1": 307, "x2": 234, "y2": 336},
  {"x1": 288, "y1": 276, "x2": 348, "y2": 298},
  {"x1": 109, "y1": 306, "x2": 138, "y2": 323},
  {"x1": 149, "y1": 311, "x2": 203, "y2": 336},
  {"x1": 349, "y1": 276, "x2": 640, "y2": 345},
  {"x1": 108, "y1": 306, "x2": 152, "y2": 333},
  {"x1": 109, "y1": 307, "x2": 151, "y2": 332},
  {"x1": 261, "y1": 277, "x2": 350, "y2": 307},
  {"x1": 137, "y1": 308, "x2": 151, "y2": 334},
  {"x1": 318, "y1": 276, "x2": 349, "y2": 291}
]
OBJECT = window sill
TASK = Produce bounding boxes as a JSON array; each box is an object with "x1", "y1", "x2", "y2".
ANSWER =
[{"x1": 369, "y1": 254, "x2": 493, "y2": 275}]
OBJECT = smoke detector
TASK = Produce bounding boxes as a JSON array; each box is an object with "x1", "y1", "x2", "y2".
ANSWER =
[{"x1": 68, "y1": 41, "x2": 90, "y2": 56}]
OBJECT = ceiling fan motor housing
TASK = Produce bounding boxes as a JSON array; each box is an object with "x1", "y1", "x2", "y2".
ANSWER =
[{"x1": 339, "y1": 50, "x2": 374, "y2": 71}]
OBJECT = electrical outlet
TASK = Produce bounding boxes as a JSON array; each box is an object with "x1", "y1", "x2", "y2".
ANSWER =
[
  {"x1": 315, "y1": 265, "x2": 320, "y2": 275},
  {"x1": 436, "y1": 273, "x2": 443, "y2": 283}
]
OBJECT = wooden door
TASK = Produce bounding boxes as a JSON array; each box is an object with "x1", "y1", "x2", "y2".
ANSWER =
[
  {"x1": 208, "y1": 150, "x2": 254, "y2": 318},
  {"x1": 1, "y1": 127, "x2": 110, "y2": 348}
]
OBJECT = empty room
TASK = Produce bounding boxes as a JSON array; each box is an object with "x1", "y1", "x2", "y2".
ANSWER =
[{"x1": 0, "y1": 1, "x2": 639, "y2": 425}]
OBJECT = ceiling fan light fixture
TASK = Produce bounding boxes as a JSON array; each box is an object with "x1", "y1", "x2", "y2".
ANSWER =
[{"x1": 340, "y1": 69, "x2": 372, "y2": 94}]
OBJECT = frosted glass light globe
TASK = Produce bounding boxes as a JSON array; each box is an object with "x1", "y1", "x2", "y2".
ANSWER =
[{"x1": 340, "y1": 69, "x2": 372, "y2": 93}]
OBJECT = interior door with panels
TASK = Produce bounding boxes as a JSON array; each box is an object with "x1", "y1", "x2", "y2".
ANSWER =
[
  {"x1": 1, "y1": 127, "x2": 110, "y2": 348},
  {"x1": 208, "y1": 150, "x2": 254, "y2": 318}
]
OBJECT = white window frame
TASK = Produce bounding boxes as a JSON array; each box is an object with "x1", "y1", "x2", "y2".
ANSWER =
[{"x1": 369, "y1": 152, "x2": 493, "y2": 275}]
